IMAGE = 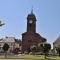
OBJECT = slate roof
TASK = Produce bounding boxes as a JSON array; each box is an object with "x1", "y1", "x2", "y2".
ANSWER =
[
  {"x1": 53, "y1": 36, "x2": 60, "y2": 44},
  {"x1": 0, "y1": 37, "x2": 15, "y2": 42}
]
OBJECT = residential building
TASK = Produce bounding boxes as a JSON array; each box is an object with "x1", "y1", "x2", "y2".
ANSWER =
[
  {"x1": 0, "y1": 37, "x2": 20, "y2": 52},
  {"x1": 53, "y1": 36, "x2": 60, "y2": 54}
]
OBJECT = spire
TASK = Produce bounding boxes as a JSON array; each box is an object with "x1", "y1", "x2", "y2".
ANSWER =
[{"x1": 31, "y1": 6, "x2": 33, "y2": 14}]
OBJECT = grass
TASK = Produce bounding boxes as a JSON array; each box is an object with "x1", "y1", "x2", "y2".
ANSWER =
[
  {"x1": 0, "y1": 54, "x2": 60, "y2": 60},
  {"x1": 47, "y1": 55, "x2": 60, "y2": 60},
  {"x1": 0, "y1": 54, "x2": 45, "y2": 59}
]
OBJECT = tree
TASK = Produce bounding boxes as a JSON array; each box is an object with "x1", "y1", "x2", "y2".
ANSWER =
[
  {"x1": 43, "y1": 43, "x2": 51, "y2": 58},
  {"x1": 56, "y1": 45, "x2": 60, "y2": 57},
  {"x1": 13, "y1": 48, "x2": 19, "y2": 54},
  {"x1": 38, "y1": 43, "x2": 44, "y2": 52},
  {"x1": 2, "y1": 43, "x2": 10, "y2": 58},
  {"x1": 0, "y1": 21, "x2": 5, "y2": 26},
  {"x1": 27, "y1": 47, "x2": 31, "y2": 53},
  {"x1": 38, "y1": 43, "x2": 51, "y2": 58},
  {"x1": 30, "y1": 45, "x2": 37, "y2": 55}
]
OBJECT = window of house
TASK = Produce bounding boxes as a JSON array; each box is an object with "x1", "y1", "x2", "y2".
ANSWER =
[
  {"x1": 0, "y1": 43, "x2": 2, "y2": 46},
  {"x1": 11, "y1": 43, "x2": 12, "y2": 46},
  {"x1": 0, "y1": 47, "x2": 1, "y2": 50},
  {"x1": 0, "y1": 45, "x2": 1, "y2": 46}
]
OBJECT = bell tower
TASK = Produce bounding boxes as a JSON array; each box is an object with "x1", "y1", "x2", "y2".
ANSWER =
[
  {"x1": 27, "y1": 10, "x2": 36, "y2": 33},
  {"x1": 22, "y1": 10, "x2": 46, "y2": 52}
]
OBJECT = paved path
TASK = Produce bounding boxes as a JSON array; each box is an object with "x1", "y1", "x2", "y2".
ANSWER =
[
  {"x1": 0, "y1": 59, "x2": 55, "y2": 60},
  {"x1": 0, "y1": 59, "x2": 42, "y2": 60},
  {"x1": 0, "y1": 59, "x2": 39, "y2": 60},
  {"x1": 0, "y1": 59, "x2": 29, "y2": 60}
]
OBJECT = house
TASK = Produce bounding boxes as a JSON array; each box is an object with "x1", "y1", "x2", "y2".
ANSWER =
[
  {"x1": 53, "y1": 36, "x2": 60, "y2": 54},
  {"x1": 0, "y1": 37, "x2": 20, "y2": 52}
]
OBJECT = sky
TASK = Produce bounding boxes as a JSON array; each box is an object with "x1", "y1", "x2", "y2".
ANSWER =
[{"x1": 0, "y1": 0, "x2": 60, "y2": 48}]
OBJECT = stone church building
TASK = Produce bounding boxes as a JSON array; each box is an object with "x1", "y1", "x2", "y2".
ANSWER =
[{"x1": 22, "y1": 10, "x2": 46, "y2": 52}]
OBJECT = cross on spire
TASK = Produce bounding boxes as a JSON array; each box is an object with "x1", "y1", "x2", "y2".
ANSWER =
[{"x1": 31, "y1": 6, "x2": 33, "y2": 14}]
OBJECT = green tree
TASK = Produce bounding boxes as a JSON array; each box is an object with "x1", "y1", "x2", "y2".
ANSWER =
[
  {"x1": 0, "y1": 21, "x2": 5, "y2": 26},
  {"x1": 2, "y1": 43, "x2": 10, "y2": 58},
  {"x1": 56, "y1": 45, "x2": 60, "y2": 57},
  {"x1": 30, "y1": 45, "x2": 37, "y2": 55},
  {"x1": 38, "y1": 43, "x2": 51, "y2": 58},
  {"x1": 38, "y1": 43, "x2": 44, "y2": 52},
  {"x1": 43, "y1": 43, "x2": 51, "y2": 58}
]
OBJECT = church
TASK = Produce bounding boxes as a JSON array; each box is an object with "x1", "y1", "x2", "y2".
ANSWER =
[{"x1": 22, "y1": 10, "x2": 46, "y2": 52}]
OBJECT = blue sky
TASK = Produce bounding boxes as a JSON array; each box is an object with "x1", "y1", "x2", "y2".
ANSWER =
[{"x1": 0, "y1": 0, "x2": 60, "y2": 48}]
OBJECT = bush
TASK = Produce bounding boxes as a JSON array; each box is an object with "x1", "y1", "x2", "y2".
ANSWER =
[
  {"x1": 24, "y1": 51, "x2": 28, "y2": 54},
  {"x1": 29, "y1": 52, "x2": 33, "y2": 54},
  {"x1": 18, "y1": 52, "x2": 22, "y2": 54},
  {"x1": 35, "y1": 52, "x2": 44, "y2": 55}
]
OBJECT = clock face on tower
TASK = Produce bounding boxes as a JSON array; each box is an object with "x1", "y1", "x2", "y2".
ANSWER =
[{"x1": 29, "y1": 20, "x2": 32, "y2": 24}]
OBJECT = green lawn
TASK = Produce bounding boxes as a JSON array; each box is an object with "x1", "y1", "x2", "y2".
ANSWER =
[
  {"x1": 0, "y1": 54, "x2": 45, "y2": 59},
  {"x1": 0, "y1": 54, "x2": 60, "y2": 60}
]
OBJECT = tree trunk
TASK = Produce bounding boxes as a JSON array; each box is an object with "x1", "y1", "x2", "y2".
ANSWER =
[
  {"x1": 45, "y1": 53, "x2": 47, "y2": 59},
  {"x1": 59, "y1": 52, "x2": 60, "y2": 57},
  {"x1": 5, "y1": 51, "x2": 7, "y2": 58}
]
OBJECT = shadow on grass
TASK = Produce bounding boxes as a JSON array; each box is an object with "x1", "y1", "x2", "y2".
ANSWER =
[
  {"x1": 34, "y1": 55, "x2": 41, "y2": 57},
  {"x1": 32, "y1": 55, "x2": 41, "y2": 57},
  {"x1": 46, "y1": 57, "x2": 56, "y2": 60}
]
